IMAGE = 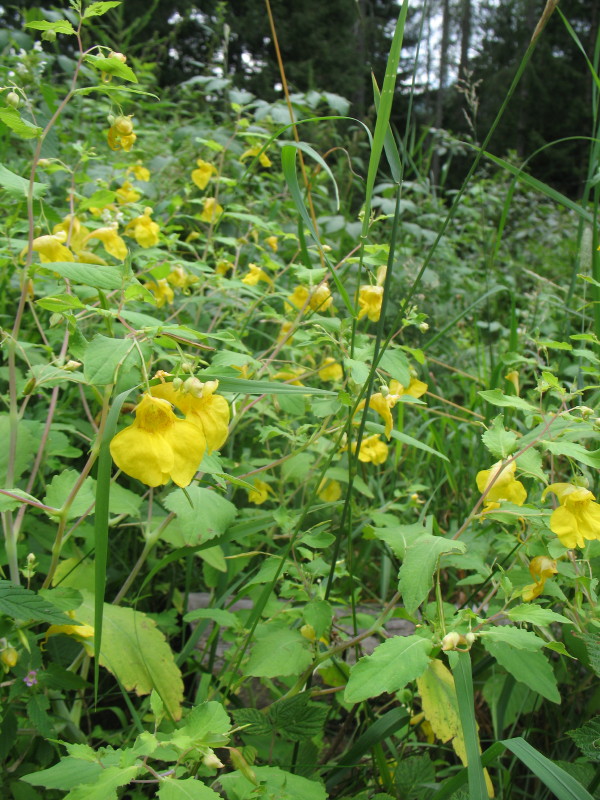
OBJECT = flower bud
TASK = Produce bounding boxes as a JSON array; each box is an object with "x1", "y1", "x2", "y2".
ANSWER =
[
  {"x1": 202, "y1": 751, "x2": 224, "y2": 769},
  {"x1": 6, "y1": 90, "x2": 20, "y2": 108},
  {"x1": 109, "y1": 51, "x2": 127, "y2": 63},
  {"x1": 418, "y1": 322, "x2": 429, "y2": 333},
  {"x1": 183, "y1": 377, "x2": 204, "y2": 398},
  {"x1": 172, "y1": 377, "x2": 183, "y2": 390},
  {"x1": 300, "y1": 624, "x2": 316, "y2": 642},
  {"x1": 114, "y1": 116, "x2": 133, "y2": 135},
  {"x1": 41, "y1": 29, "x2": 57, "y2": 42},
  {"x1": 441, "y1": 632, "x2": 461, "y2": 651},
  {"x1": 0, "y1": 647, "x2": 18, "y2": 668}
]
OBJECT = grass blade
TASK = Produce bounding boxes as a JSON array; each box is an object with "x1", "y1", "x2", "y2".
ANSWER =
[{"x1": 452, "y1": 651, "x2": 490, "y2": 800}]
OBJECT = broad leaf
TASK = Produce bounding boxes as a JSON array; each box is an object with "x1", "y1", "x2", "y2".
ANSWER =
[
  {"x1": 483, "y1": 639, "x2": 560, "y2": 703},
  {"x1": 218, "y1": 766, "x2": 327, "y2": 800},
  {"x1": 0, "y1": 163, "x2": 47, "y2": 197},
  {"x1": 398, "y1": 536, "x2": 466, "y2": 615},
  {"x1": 506, "y1": 605, "x2": 571, "y2": 625},
  {"x1": 345, "y1": 635, "x2": 432, "y2": 702},
  {"x1": 245, "y1": 625, "x2": 313, "y2": 678},
  {"x1": 49, "y1": 262, "x2": 126, "y2": 290},
  {"x1": 268, "y1": 692, "x2": 328, "y2": 741},
  {"x1": 568, "y1": 717, "x2": 600, "y2": 762},
  {"x1": 158, "y1": 779, "x2": 223, "y2": 799},
  {"x1": 0, "y1": 581, "x2": 72, "y2": 625},
  {"x1": 43, "y1": 469, "x2": 96, "y2": 520},
  {"x1": 481, "y1": 415, "x2": 517, "y2": 459},
  {"x1": 163, "y1": 486, "x2": 236, "y2": 546}
]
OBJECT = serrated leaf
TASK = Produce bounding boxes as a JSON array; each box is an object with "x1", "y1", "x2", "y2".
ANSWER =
[
  {"x1": 83, "y1": 335, "x2": 135, "y2": 385},
  {"x1": 268, "y1": 692, "x2": 327, "y2": 741},
  {"x1": 579, "y1": 633, "x2": 600, "y2": 676},
  {"x1": 481, "y1": 415, "x2": 518, "y2": 458},
  {"x1": 379, "y1": 348, "x2": 411, "y2": 387},
  {"x1": 398, "y1": 536, "x2": 466, "y2": 615},
  {"x1": 344, "y1": 635, "x2": 432, "y2": 702},
  {"x1": 24, "y1": 19, "x2": 75, "y2": 34},
  {"x1": 394, "y1": 753, "x2": 435, "y2": 799},
  {"x1": 21, "y1": 758, "x2": 102, "y2": 789},
  {"x1": 543, "y1": 441, "x2": 600, "y2": 469},
  {"x1": 0, "y1": 488, "x2": 39, "y2": 513},
  {"x1": 85, "y1": 54, "x2": 138, "y2": 83},
  {"x1": 173, "y1": 702, "x2": 231, "y2": 748},
  {"x1": 0, "y1": 163, "x2": 47, "y2": 198},
  {"x1": 163, "y1": 486, "x2": 236, "y2": 546},
  {"x1": 516, "y1": 447, "x2": 546, "y2": 482},
  {"x1": 0, "y1": 108, "x2": 43, "y2": 138},
  {"x1": 481, "y1": 627, "x2": 545, "y2": 649},
  {"x1": 75, "y1": 590, "x2": 184, "y2": 719},
  {"x1": 232, "y1": 707, "x2": 272, "y2": 737},
  {"x1": 46, "y1": 262, "x2": 126, "y2": 290},
  {"x1": 183, "y1": 608, "x2": 241, "y2": 630},
  {"x1": 478, "y1": 389, "x2": 537, "y2": 412},
  {"x1": 0, "y1": 581, "x2": 71, "y2": 624},
  {"x1": 64, "y1": 765, "x2": 140, "y2": 800},
  {"x1": 43, "y1": 469, "x2": 95, "y2": 520},
  {"x1": 218, "y1": 766, "x2": 327, "y2": 800},
  {"x1": 36, "y1": 293, "x2": 86, "y2": 312},
  {"x1": 482, "y1": 639, "x2": 560, "y2": 703},
  {"x1": 303, "y1": 599, "x2": 332, "y2": 640},
  {"x1": 568, "y1": 717, "x2": 600, "y2": 762},
  {"x1": 245, "y1": 625, "x2": 313, "y2": 678},
  {"x1": 83, "y1": 1, "x2": 121, "y2": 19},
  {"x1": 507, "y1": 605, "x2": 571, "y2": 625}
]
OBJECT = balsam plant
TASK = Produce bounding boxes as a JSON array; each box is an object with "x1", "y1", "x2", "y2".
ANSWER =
[{"x1": 0, "y1": 1, "x2": 599, "y2": 799}]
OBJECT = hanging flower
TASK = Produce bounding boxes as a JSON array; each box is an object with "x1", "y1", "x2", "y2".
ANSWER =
[
  {"x1": 265, "y1": 235, "x2": 278, "y2": 252},
  {"x1": 247, "y1": 479, "x2": 273, "y2": 504},
  {"x1": 107, "y1": 115, "x2": 136, "y2": 152},
  {"x1": 390, "y1": 378, "x2": 428, "y2": 399},
  {"x1": 476, "y1": 460, "x2": 527, "y2": 508},
  {"x1": 318, "y1": 358, "x2": 343, "y2": 382},
  {"x1": 151, "y1": 377, "x2": 230, "y2": 453},
  {"x1": 358, "y1": 285, "x2": 384, "y2": 322},
  {"x1": 542, "y1": 483, "x2": 600, "y2": 549},
  {"x1": 241, "y1": 263, "x2": 272, "y2": 286},
  {"x1": 81, "y1": 225, "x2": 128, "y2": 260},
  {"x1": 21, "y1": 231, "x2": 74, "y2": 263},
  {"x1": 286, "y1": 285, "x2": 310, "y2": 312},
  {"x1": 308, "y1": 283, "x2": 333, "y2": 312},
  {"x1": 53, "y1": 215, "x2": 89, "y2": 252},
  {"x1": 110, "y1": 394, "x2": 206, "y2": 488},
  {"x1": 192, "y1": 159, "x2": 218, "y2": 190},
  {"x1": 200, "y1": 197, "x2": 223, "y2": 223},
  {"x1": 125, "y1": 207, "x2": 160, "y2": 248},
  {"x1": 167, "y1": 265, "x2": 198, "y2": 290},
  {"x1": 522, "y1": 556, "x2": 558, "y2": 602},
  {"x1": 215, "y1": 260, "x2": 233, "y2": 276},
  {"x1": 116, "y1": 180, "x2": 142, "y2": 204},
  {"x1": 354, "y1": 378, "x2": 427, "y2": 440},
  {"x1": 318, "y1": 479, "x2": 342, "y2": 502},
  {"x1": 240, "y1": 144, "x2": 272, "y2": 168},
  {"x1": 128, "y1": 163, "x2": 150, "y2": 182},
  {"x1": 352, "y1": 434, "x2": 389, "y2": 465},
  {"x1": 144, "y1": 278, "x2": 174, "y2": 307}
]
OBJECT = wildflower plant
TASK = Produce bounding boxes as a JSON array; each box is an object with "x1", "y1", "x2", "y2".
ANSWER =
[{"x1": 0, "y1": 1, "x2": 598, "y2": 799}]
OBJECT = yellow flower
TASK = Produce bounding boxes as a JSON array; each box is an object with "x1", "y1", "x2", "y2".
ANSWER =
[
  {"x1": 81, "y1": 225, "x2": 128, "y2": 260},
  {"x1": 542, "y1": 483, "x2": 600, "y2": 549},
  {"x1": 318, "y1": 358, "x2": 343, "y2": 382},
  {"x1": 53, "y1": 215, "x2": 89, "y2": 252},
  {"x1": 215, "y1": 260, "x2": 233, "y2": 276},
  {"x1": 522, "y1": 555, "x2": 558, "y2": 602},
  {"x1": 505, "y1": 370, "x2": 520, "y2": 395},
  {"x1": 151, "y1": 377, "x2": 230, "y2": 453},
  {"x1": 21, "y1": 230, "x2": 74, "y2": 263},
  {"x1": 309, "y1": 283, "x2": 333, "y2": 312},
  {"x1": 272, "y1": 367, "x2": 304, "y2": 386},
  {"x1": 286, "y1": 285, "x2": 310, "y2": 312},
  {"x1": 144, "y1": 278, "x2": 174, "y2": 307},
  {"x1": 354, "y1": 378, "x2": 427, "y2": 440},
  {"x1": 476, "y1": 460, "x2": 527, "y2": 508},
  {"x1": 107, "y1": 116, "x2": 136, "y2": 151},
  {"x1": 167, "y1": 265, "x2": 197, "y2": 290},
  {"x1": 240, "y1": 144, "x2": 272, "y2": 168},
  {"x1": 110, "y1": 394, "x2": 206, "y2": 487},
  {"x1": 128, "y1": 163, "x2": 150, "y2": 182},
  {"x1": 192, "y1": 159, "x2": 218, "y2": 190},
  {"x1": 358, "y1": 284, "x2": 384, "y2": 322},
  {"x1": 277, "y1": 321, "x2": 294, "y2": 344},
  {"x1": 116, "y1": 180, "x2": 142, "y2": 204},
  {"x1": 247, "y1": 479, "x2": 272, "y2": 504},
  {"x1": 125, "y1": 207, "x2": 160, "y2": 248},
  {"x1": 241, "y1": 263, "x2": 272, "y2": 286},
  {"x1": 318, "y1": 479, "x2": 342, "y2": 502},
  {"x1": 352, "y1": 434, "x2": 389, "y2": 465},
  {"x1": 390, "y1": 378, "x2": 428, "y2": 399},
  {"x1": 265, "y1": 235, "x2": 278, "y2": 252},
  {"x1": 200, "y1": 197, "x2": 223, "y2": 223}
]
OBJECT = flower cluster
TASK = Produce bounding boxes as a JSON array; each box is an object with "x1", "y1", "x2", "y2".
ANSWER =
[
  {"x1": 286, "y1": 283, "x2": 333, "y2": 314},
  {"x1": 107, "y1": 115, "x2": 136, "y2": 151},
  {"x1": 110, "y1": 377, "x2": 230, "y2": 488}
]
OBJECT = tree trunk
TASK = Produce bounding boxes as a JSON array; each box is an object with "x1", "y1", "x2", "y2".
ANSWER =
[{"x1": 432, "y1": 0, "x2": 452, "y2": 185}]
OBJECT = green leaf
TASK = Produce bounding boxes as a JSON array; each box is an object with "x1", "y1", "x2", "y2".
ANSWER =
[
  {"x1": 481, "y1": 415, "x2": 518, "y2": 459},
  {"x1": 43, "y1": 469, "x2": 95, "y2": 520},
  {"x1": 482, "y1": 639, "x2": 560, "y2": 703},
  {"x1": 303, "y1": 599, "x2": 332, "y2": 640},
  {"x1": 45, "y1": 262, "x2": 126, "y2": 290},
  {"x1": 394, "y1": 754, "x2": 435, "y2": 800},
  {"x1": 367, "y1": 422, "x2": 449, "y2": 462},
  {"x1": 83, "y1": 1, "x2": 121, "y2": 19},
  {"x1": 36, "y1": 293, "x2": 86, "y2": 312},
  {"x1": 344, "y1": 635, "x2": 432, "y2": 702},
  {"x1": 172, "y1": 702, "x2": 231, "y2": 749},
  {"x1": 21, "y1": 758, "x2": 102, "y2": 790},
  {"x1": 378, "y1": 348, "x2": 411, "y2": 387},
  {"x1": 0, "y1": 416, "x2": 39, "y2": 485},
  {"x1": 0, "y1": 488, "x2": 39, "y2": 513},
  {"x1": 218, "y1": 766, "x2": 327, "y2": 800},
  {"x1": 78, "y1": 189, "x2": 118, "y2": 211},
  {"x1": 85, "y1": 55, "x2": 138, "y2": 83},
  {"x1": 0, "y1": 163, "x2": 47, "y2": 197},
  {"x1": 369, "y1": 519, "x2": 433, "y2": 559},
  {"x1": 108, "y1": 483, "x2": 142, "y2": 517},
  {"x1": 481, "y1": 627, "x2": 545, "y2": 649},
  {"x1": 580, "y1": 633, "x2": 600, "y2": 676},
  {"x1": 0, "y1": 108, "x2": 42, "y2": 139},
  {"x1": 232, "y1": 707, "x2": 272, "y2": 737},
  {"x1": 478, "y1": 389, "x2": 537, "y2": 412},
  {"x1": 201, "y1": 374, "x2": 335, "y2": 396},
  {"x1": 567, "y1": 717, "x2": 600, "y2": 762},
  {"x1": 398, "y1": 536, "x2": 466, "y2": 615},
  {"x1": 76, "y1": 590, "x2": 184, "y2": 720},
  {"x1": 24, "y1": 19, "x2": 75, "y2": 34},
  {"x1": 245, "y1": 625, "x2": 313, "y2": 678},
  {"x1": 542, "y1": 441, "x2": 600, "y2": 469},
  {"x1": 64, "y1": 765, "x2": 141, "y2": 800},
  {"x1": 163, "y1": 486, "x2": 237, "y2": 546},
  {"x1": 183, "y1": 608, "x2": 241, "y2": 629},
  {"x1": 506, "y1": 605, "x2": 571, "y2": 625},
  {"x1": 516, "y1": 447, "x2": 546, "y2": 482},
  {"x1": 268, "y1": 692, "x2": 328, "y2": 741},
  {"x1": 158, "y1": 779, "x2": 223, "y2": 800},
  {"x1": 451, "y1": 652, "x2": 489, "y2": 800},
  {"x1": 501, "y1": 737, "x2": 594, "y2": 800},
  {"x1": 0, "y1": 581, "x2": 72, "y2": 625},
  {"x1": 83, "y1": 335, "x2": 136, "y2": 385}
]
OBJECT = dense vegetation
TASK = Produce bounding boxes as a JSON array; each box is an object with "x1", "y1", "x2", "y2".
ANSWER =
[{"x1": 0, "y1": 1, "x2": 599, "y2": 799}]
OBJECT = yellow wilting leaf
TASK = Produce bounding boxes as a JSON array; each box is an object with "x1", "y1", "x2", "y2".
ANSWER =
[{"x1": 417, "y1": 659, "x2": 494, "y2": 797}]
